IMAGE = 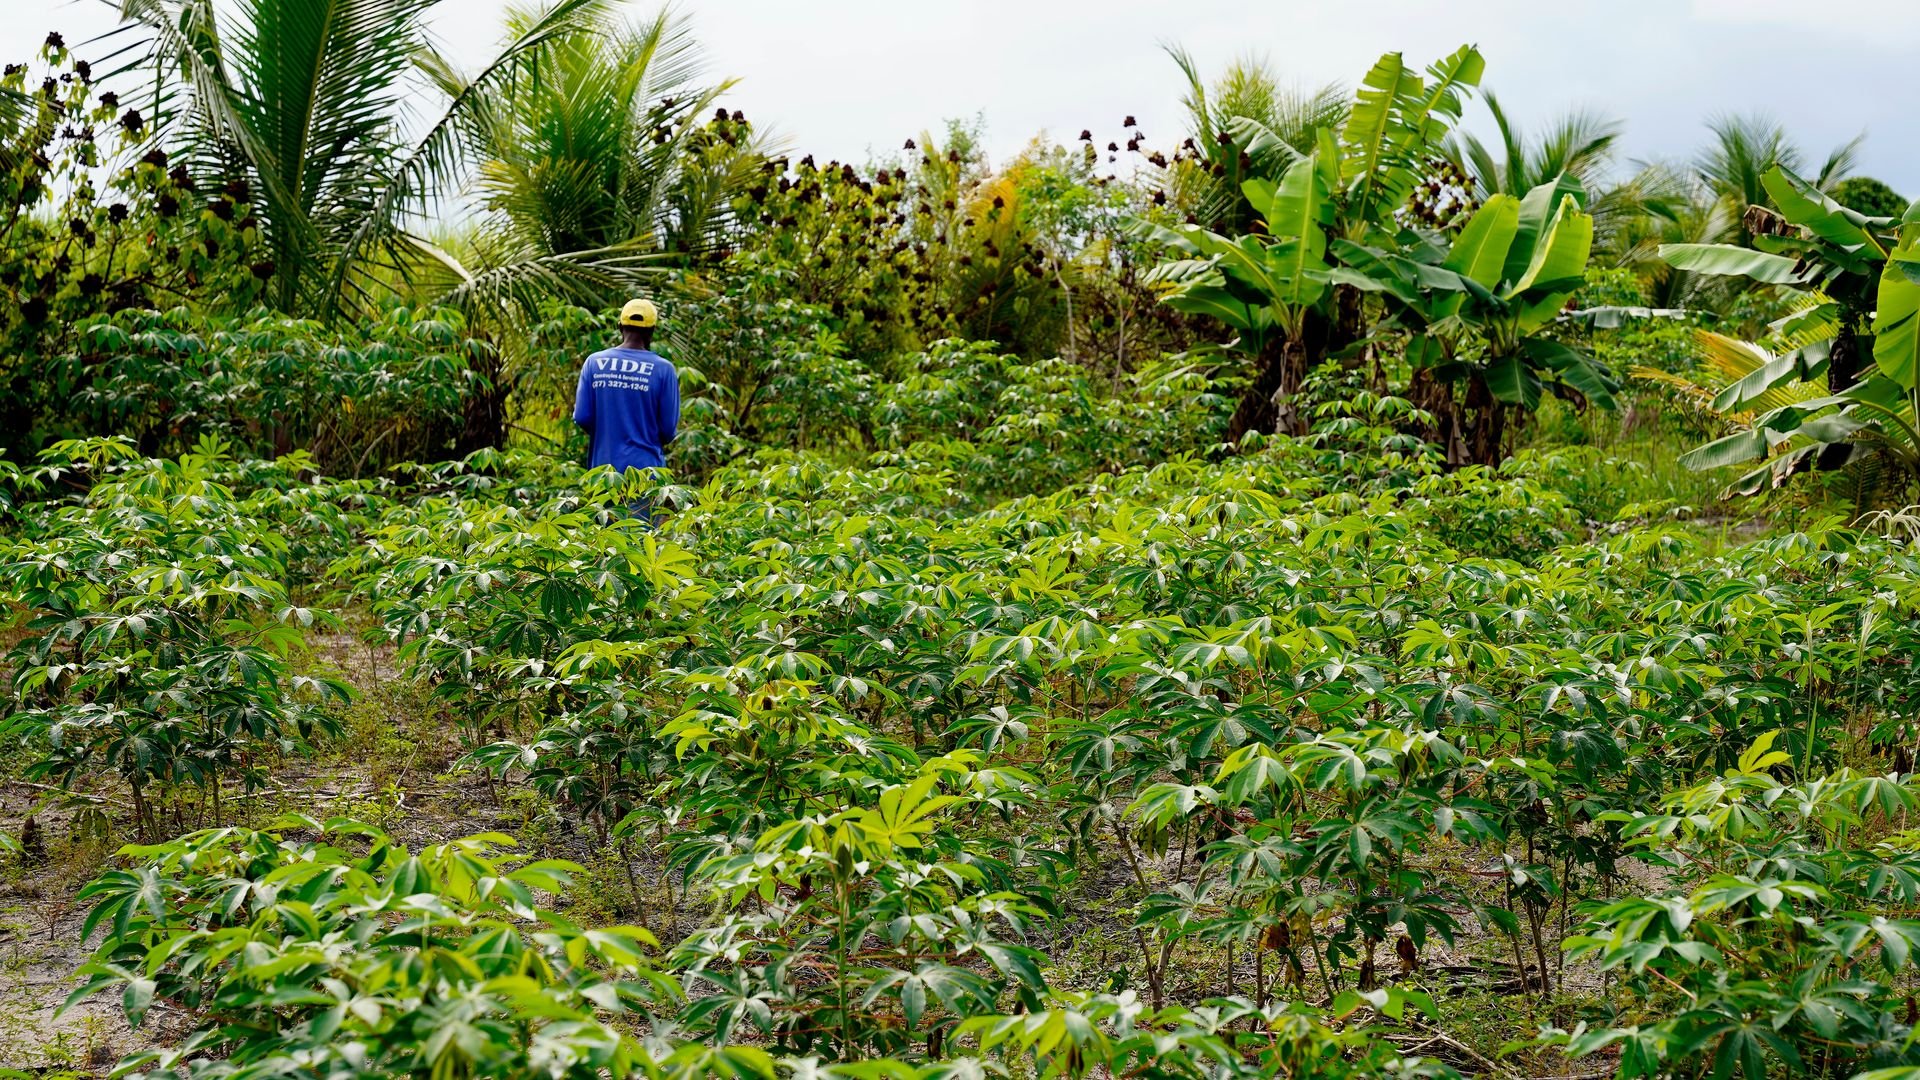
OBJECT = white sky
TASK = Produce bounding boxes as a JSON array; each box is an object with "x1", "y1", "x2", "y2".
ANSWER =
[{"x1": 8, "y1": 0, "x2": 1920, "y2": 194}]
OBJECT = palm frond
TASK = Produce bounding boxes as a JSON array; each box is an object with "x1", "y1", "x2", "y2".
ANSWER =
[
  {"x1": 432, "y1": 236, "x2": 675, "y2": 324},
  {"x1": 1164, "y1": 46, "x2": 1343, "y2": 232},
  {"x1": 1613, "y1": 171, "x2": 1740, "y2": 308},
  {"x1": 449, "y1": 1, "x2": 740, "y2": 276},
  {"x1": 1485, "y1": 91, "x2": 1523, "y2": 195},
  {"x1": 324, "y1": 0, "x2": 617, "y2": 317},
  {"x1": 1532, "y1": 107, "x2": 1620, "y2": 190},
  {"x1": 1451, "y1": 90, "x2": 1619, "y2": 209},
  {"x1": 1767, "y1": 293, "x2": 1839, "y2": 352},
  {"x1": 1815, "y1": 132, "x2": 1865, "y2": 191},
  {"x1": 231, "y1": 0, "x2": 422, "y2": 214},
  {"x1": 0, "y1": 86, "x2": 27, "y2": 135},
  {"x1": 1838, "y1": 452, "x2": 1887, "y2": 516},
  {"x1": 1631, "y1": 366, "x2": 1728, "y2": 429},
  {"x1": 1695, "y1": 330, "x2": 1826, "y2": 416},
  {"x1": 659, "y1": 119, "x2": 786, "y2": 257},
  {"x1": 1632, "y1": 329, "x2": 1831, "y2": 444},
  {"x1": 1696, "y1": 112, "x2": 1802, "y2": 217},
  {"x1": 116, "y1": 0, "x2": 316, "y2": 248},
  {"x1": 1167, "y1": 44, "x2": 1211, "y2": 148}
]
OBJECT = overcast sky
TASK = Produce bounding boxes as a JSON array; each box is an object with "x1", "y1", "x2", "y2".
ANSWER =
[{"x1": 10, "y1": 0, "x2": 1920, "y2": 195}]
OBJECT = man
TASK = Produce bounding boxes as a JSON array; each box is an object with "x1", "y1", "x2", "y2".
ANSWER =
[{"x1": 573, "y1": 298, "x2": 681, "y2": 486}]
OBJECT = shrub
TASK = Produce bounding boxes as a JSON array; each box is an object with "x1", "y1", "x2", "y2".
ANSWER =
[
  {"x1": 49, "y1": 307, "x2": 483, "y2": 474},
  {"x1": 0, "y1": 438, "x2": 350, "y2": 837},
  {"x1": 65, "y1": 816, "x2": 708, "y2": 1080}
]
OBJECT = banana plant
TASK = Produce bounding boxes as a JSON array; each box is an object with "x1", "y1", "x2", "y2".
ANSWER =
[
  {"x1": 1140, "y1": 46, "x2": 1484, "y2": 442},
  {"x1": 1333, "y1": 175, "x2": 1618, "y2": 466},
  {"x1": 1660, "y1": 167, "x2": 1920, "y2": 494},
  {"x1": 1140, "y1": 139, "x2": 1340, "y2": 438},
  {"x1": 1334, "y1": 46, "x2": 1486, "y2": 240},
  {"x1": 1677, "y1": 359, "x2": 1920, "y2": 501},
  {"x1": 1662, "y1": 166, "x2": 1894, "y2": 394}
]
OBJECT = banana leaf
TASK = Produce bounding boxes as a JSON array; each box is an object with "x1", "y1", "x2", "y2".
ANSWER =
[{"x1": 1659, "y1": 244, "x2": 1810, "y2": 285}]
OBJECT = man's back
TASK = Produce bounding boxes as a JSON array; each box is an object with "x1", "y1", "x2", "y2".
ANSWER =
[{"x1": 573, "y1": 347, "x2": 680, "y2": 472}]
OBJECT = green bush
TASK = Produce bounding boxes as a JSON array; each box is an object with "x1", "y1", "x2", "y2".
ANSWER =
[
  {"x1": 46, "y1": 307, "x2": 484, "y2": 474},
  {"x1": 66, "y1": 816, "x2": 707, "y2": 1080},
  {"x1": 0, "y1": 438, "x2": 351, "y2": 837}
]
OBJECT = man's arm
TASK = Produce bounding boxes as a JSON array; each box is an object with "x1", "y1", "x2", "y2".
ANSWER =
[
  {"x1": 658, "y1": 366, "x2": 680, "y2": 446},
  {"x1": 572, "y1": 364, "x2": 593, "y2": 430}
]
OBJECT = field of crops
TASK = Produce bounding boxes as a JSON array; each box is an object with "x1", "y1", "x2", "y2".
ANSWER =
[
  {"x1": 6, "y1": 4, "x2": 1920, "y2": 1079},
  {"x1": 0, "y1": 421, "x2": 1913, "y2": 1078}
]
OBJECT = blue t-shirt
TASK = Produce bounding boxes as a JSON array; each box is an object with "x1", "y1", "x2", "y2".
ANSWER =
[{"x1": 573, "y1": 347, "x2": 680, "y2": 472}]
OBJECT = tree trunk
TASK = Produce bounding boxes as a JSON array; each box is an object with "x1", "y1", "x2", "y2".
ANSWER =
[
  {"x1": 1225, "y1": 336, "x2": 1305, "y2": 444},
  {"x1": 452, "y1": 348, "x2": 509, "y2": 460},
  {"x1": 1407, "y1": 367, "x2": 1467, "y2": 468},
  {"x1": 1815, "y1": 283, "x2": 1873, "y2": 472},
  {"x1": 1408, "y1": 367, "x2": 1508, "y2": 469},
  {"x1": 1223, "y1": 295, "x2": 1355, "y2": 445},
  {"x1": 1463, "y1": 372, "x2": 1509, "y2": 468}
]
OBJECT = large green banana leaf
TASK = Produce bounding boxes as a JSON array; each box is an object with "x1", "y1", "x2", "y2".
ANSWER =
[
  {"x1": 1484, "y1": 353, "x2": 1540, "y2": 409},
  {"x1": 1265, "y1": 154, "x2": 1334, "y2": 311},
  {"x1": 1501, "y1": 175, "x2": 1583, "y2": 287},
  {"x1": 1762, "y1": 167, "x2": 1884, "y2": 259},
  {"x1": 1338, "y1": 46, "x2": 1483, "y2": 232},
  {"x1": 1164, "y1": 284, "x2": 1272, "y2": 337},
  {"x1": 1658, "y1": 244, "x2": 1810, "y2": 285},
  {"x1": 1873, "y1": 226, "x2": 1920, "y2": 389},
  {"x1": 1513, "y1": 202, "x2": 1594, "y2": 331},
  {"x1": 1442, "y1": 194, "x2": 1518, "y2": 289},
  {"x1": 1524, "y1": 338, "x2": 1617, "y2": 410},
  {"x1": 1680, "y1": 427, "x2": 1774, "y2": 471}
]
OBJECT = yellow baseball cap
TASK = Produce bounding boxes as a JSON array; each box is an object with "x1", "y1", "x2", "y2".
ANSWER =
[{"x1": 618, "y1": 298, "x2": 659, "y2": 328}]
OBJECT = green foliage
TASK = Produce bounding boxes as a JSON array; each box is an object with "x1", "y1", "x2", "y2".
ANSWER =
[
  {"x1": 66, "y1": 814, "x2": 1460, "y2": 1080},
  {"x1": 342, "y1": 468, "x2": 698, "y2": 838},
  {"x1": 65, "y1": 815, "x2": 692, "y2": 1079},
  {"x1": 1660, "y1": 165, "x2": 1920, "y2": 502},
  {"x1": 462, "y1": 7, "x2": 748, "y2": 261},
  {"x1": 969, "y1": 355, "x2": 1226, "y2": 498},
  {"x1": 1161, "y1": 46, "x2": 1346, "y2": 235},
  {"x1": 1337, "y1": 174, "x2": 1617, "y2": 464},
  {"x1": 724, "y1": 146, "x2": 958, "y2": 362},
  {"x1": 722, "y1": 124, "x2": 1180, "y2": 370},
  {"x1": 33, "y1": 422, "x2": 1920, "y2": 1080},
  {"x1": 871, "y1": 338, "x2": 1015, "y2": 449},
  {"x1": 22, "y1": 14, "x2": 1920, "y2": 1080},
  {"x1": 1573, "y1": 279, "x2": 1700, "y2": 378},
  {"x1": 674, "y1": 768, "x2": 1055, "y2": 1056},
  {"x1": 118, "y1": 0, "x2": 632, "y2": 319},
  {"x1": 1451, "y1": 92, "x2": 1620, "y2": 206},
  {"x1": 42, "y1": 305, "x2": 486, "y2": 471},
  {"x1": 0, "y1": 438, "x2": 355, "y2": 837},
  {"x1": 1137, "y1": 45, "x2": 1629, "y2": 455},
  {"x1": 669, "y1": 264, "x2": 875, "y2": 461},
  {"x1": 0, "y1": 43, "x2": 270, "y2": 448},
  {"x1": 1551, "y1": 748, "x2": 1920, "y2": 1079},
  {"x1": 1832, "y1": 176, "x2": 1908, "y2": 221}
]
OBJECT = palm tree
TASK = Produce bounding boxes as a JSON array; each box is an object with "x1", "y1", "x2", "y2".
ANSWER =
[
  {"x1": 1609, "y1": 169, "x2": 1739, "y2": 311},
  {"x1": 1694, "y1": 113, "x2": 1861, "y2": 244},
  {"x1": 1585, "y1": 161, "x2": 1696, "y2": 267},
  {"x1": 1446, "y1": 94, "x2": 1689, "y2": 263},
  {"x1": 114, "y1": 0, "x2": 615, "y2": 318},
  {"x1": 1162, "y1": 48, "x2": 1345, "y2": 233},
  {"x1": 1695, "y1": 113, "x2": 1797, "y2": 236},
  {"x1": 1452, "y1": 92, "x2": 1620, "y2": 200},
  {"x1": 448, "y1": 6, "x2": 770, "y2": 264}
]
